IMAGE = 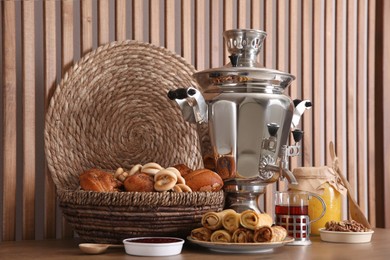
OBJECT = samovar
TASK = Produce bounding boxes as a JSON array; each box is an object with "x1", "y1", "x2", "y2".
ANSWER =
[{"x1": 168, "y1": 29, "x2": 311, "y2": 213}]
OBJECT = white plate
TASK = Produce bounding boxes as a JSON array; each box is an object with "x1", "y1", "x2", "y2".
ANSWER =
[
  {"x1": 319, "y1": 228, "x2": 374, "y2": 243},
  {"x1": 187, "y1": 236, "x2": 294, "y2": 254}
]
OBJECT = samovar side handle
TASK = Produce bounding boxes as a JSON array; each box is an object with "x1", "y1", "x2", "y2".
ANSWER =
[{"x1": 167, "y1": 87, "x2": 208, "y2": 124}]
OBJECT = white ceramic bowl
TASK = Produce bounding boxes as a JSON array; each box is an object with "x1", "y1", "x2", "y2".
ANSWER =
[
  {"x1": 319, "y1": 228, "x2": 374, "y2": 243},
  {"x1": 123, "y1": 237, "x2": 184, "y2": 256}
]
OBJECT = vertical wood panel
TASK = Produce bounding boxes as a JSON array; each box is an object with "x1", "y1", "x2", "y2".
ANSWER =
[
  {"x1": 381, "y1": 0, "x2": 390, "y2": 228},
  {"x1": 277, "y1": 0, "x2": 287, "y2": 72},
  {"x1": 61, "y1": 0, "x2": 74, "y2": 238},
  {"x1": 150, "y1": 0, "x2": 162, "y2": 46},
  {"x1": 302, "y1": 0, "x2": 314, "y2": 166},
  {"x1": 81, "y1": 0, "x2": 93, "y2": 55},
  {"x1": 251, "y1": 0, "x2": 264, "y2": 65},
  {"x1": 335, "y1": 0, "x2": 347, "y2": 188},
  {"x1": 346, "y1": 0, "x2": 358, "y2": 200},
  {"x1": 2, "y1": 0, "x2": 17, "y2": 241},
  {"x1": 367, "y1": 0, "x2": 376, "y2": 227},
  {"x1": 22, "y1": 0, "x2": 36, "y2": 240},
  {"x1": 165, "y1": 0, "x2": 175, "y2": 52},
  {"x1": 98, "y1": 0, "x2": 110, "y2": 45},
  {"x1": 43, "y1": 0, "x2": 57, "y2": 239},
  {"x1": 357, "y1": 0, "x2": 368, "y2": 214},
  {"x1": 133, "y1": 0, "x2": 144, "y2": 41},
  {"x1": 238, "y1": 0, "x2": 249, "y2": 28},
  {"x1": 325, "y1": 0, "x2": 336, "y2": 164},
  {"x1": 264, "y1": 0, "x2": 275, "y2": 69},
  {"x1": 289, "y1": 0, "x2": 301, "y2": 170},
  {"x1": 195, "y1": 0, "x2": 206, "y2": 70},
  {"x1": 223, "y1": 0, "x2": 234, "y2": 63},
  {"x1": 313, "y1": 0, "x2": 325, "y2": 166},
  {"x1": 181, "y1": 0, "x2": 192, "y2": 62},
  {"x1": 61, "y1": 0, "x2": 74, "y2": 73},
  {"x1": 210, "y1": 0, "x2": 222, "y2": 68},
  {"x1": 115, "y1": 0, "x2": 126, "y2": 41}
]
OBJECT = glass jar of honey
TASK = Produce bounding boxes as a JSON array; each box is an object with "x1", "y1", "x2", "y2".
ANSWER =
[{"x1": 288, "y1": 166, "x2": 347, "y2": 235}]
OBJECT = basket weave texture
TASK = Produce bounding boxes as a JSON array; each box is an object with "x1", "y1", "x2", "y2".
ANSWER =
[{"x1": 44, "y1": 40, "x2": 223, "y2": 243}]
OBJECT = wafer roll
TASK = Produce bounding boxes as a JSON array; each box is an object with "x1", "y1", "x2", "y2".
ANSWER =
[
  {"x1": 253, "y1": 226, "x2": 273, "y2": 242},
  {"x1": 232, "y1": 227, "x2": 254, "y2": 243},
  {"x1": 270, "y1": 226, "x2": 288, "y2": 242},
  {"x1": 210, "y1": 230, "x2": 232, "y2": 243},
  {"x1": 191, "y1": 227, "x2": 212, "y2": 242},
  {"x1": 202, "y1": 209, "x2": 236, "y2": 230},
  {"x1": 222, "y1": 211, "x2": 241, "y2": 232},
  {"x1": 239, "y1": 210, "x2": 273, "y2": 230},
  {"x1": 253, "y1": 226, "x2": 287, "y2": 242}
]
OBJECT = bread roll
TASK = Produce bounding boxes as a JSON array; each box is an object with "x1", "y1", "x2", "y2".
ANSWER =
[
  {"x1": 173, "y1": 164, "x2": 193, "y2": 176},
  {"x1": 124, "y1": 172, "x2": 154, "y2": 192},
  {"x1": 184, "y1": 169, "x2": 223, "y2": 192},
  {"x1": 79, "y1": 168, "x2": 122, "y2": 192}
]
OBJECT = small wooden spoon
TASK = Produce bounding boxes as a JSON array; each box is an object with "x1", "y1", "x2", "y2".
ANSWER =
[
  {"x1": 329, "y1": 141, "x2": 371, "y2": 229},
  {"x1": 79, "y1": 243, "x2": 124, "y2": 254}
]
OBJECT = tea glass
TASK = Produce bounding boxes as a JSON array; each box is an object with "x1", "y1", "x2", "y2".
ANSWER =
[{"x1": 274, "y1": 191, "x2": 326, "y2": 245}]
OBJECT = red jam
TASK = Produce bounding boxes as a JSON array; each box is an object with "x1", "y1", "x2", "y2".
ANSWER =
[{"x1": 130, "y1": 238, "x2": 181, "y2": 243}]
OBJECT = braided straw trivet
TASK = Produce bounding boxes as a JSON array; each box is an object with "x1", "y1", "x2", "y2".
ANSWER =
[{"x1": 44, "y1": 40, "x2": 222, "y2": 243}]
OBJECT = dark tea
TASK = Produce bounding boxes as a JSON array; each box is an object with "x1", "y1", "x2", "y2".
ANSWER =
[{"x1": 275, "y1": 205, "x2": 309, "y2": 215}]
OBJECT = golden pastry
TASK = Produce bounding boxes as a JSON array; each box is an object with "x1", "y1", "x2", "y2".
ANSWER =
[
  {"x1": 191, "y1": 227, "x2": 212, "y2": 241},
  {"x1": 210, "y1": 230, "x2": 232, "y2": 243},
  {"x1": 240, "y1": 210, "x2": 273, "y2": 230}
]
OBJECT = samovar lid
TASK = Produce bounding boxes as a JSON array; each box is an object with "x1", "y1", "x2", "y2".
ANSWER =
[{"x1": 193, "y1": 29, "x2": 295, "y2": 92}]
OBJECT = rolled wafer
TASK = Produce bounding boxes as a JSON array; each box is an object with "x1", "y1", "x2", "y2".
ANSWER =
[
  {"x1": 202, "y1": 209, "x2": 236, "y2": 231},
  {"x1": 270, "y1": 226, "x2": 287, "y2": 242},
  {"x1": 210, "y1": 229, "x2": 232, "y2": 243},
  {"x1": 239, "y1": 210, "x2": 273, "y2": 230},
  {"x1": 253, "y1": 226, "x2": 273, "y2": 242},
  {"x1": 232, "y1": 227, "x2": 254, "y2": 243},
  {"x1": 253, "y1": 225, "x2": 287, "y2": 242},
  {"x1": 222, "y1": 210, "x2": 241, "y2": 232},
  {"x1": 191, "y1": 227, "x2": 212, "y2": 242}
]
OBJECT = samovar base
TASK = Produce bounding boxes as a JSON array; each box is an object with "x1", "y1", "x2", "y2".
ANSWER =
[{"x1": 223, "y1": 182, "x2": 268, "y2": 213}]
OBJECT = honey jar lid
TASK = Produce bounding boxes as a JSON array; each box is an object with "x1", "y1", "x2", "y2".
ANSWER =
[{"x1": 289, "y1": 166, "x2": 347, "y2": 196}]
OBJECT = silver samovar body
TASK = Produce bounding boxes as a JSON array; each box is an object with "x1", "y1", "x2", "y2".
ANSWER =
[{"x1": 168, "y1": 29, "x2": 311, "y2": 213}]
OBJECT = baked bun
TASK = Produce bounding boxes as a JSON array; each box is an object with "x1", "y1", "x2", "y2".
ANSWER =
[
  {"x1": 79, "y1": 168, "x2": 122, "y2": 192},
  {"x1": 184, "y1": 169, "x2": 223, "y2": 192},
  {"x1": 173, "y1": 164, "x2": 193, "y2": 176},
  {"x1": 124, "y1": 172, "x2": 154, "y2": 192}
]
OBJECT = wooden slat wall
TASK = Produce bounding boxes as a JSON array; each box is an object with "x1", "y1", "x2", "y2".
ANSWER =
[{"x1": 1, "y1": 0, "x2": 389, "y2": 241}]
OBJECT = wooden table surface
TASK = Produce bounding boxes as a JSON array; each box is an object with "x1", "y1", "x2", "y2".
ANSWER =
[{"x1": 0, "y1": 228, "x2": 389, "y2": 260}]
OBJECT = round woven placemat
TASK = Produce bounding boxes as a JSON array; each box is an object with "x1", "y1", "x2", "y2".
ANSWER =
[{"x1": 45, "y1": 40, "x2": 207, "y2": 191}]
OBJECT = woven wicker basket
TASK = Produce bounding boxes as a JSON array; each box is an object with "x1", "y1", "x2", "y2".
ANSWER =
[{"x1": 45, "y1": 40, "x2": 223, "y2": 243}]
